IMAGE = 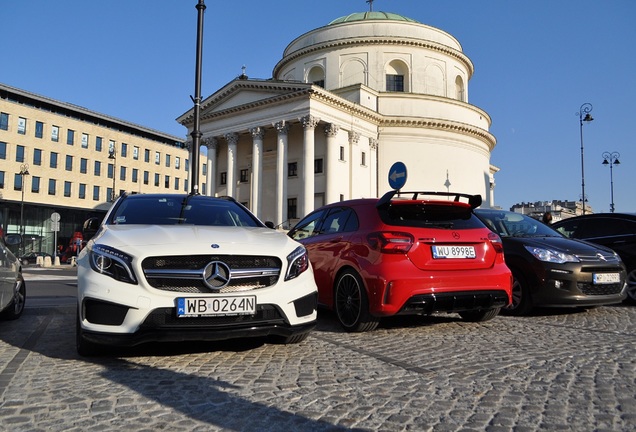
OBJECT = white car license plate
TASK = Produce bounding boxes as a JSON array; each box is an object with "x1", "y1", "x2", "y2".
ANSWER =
[
  {"x1": 432, "y1": 245, "x2": 476, "y2": 259},
  {"x1": 177, "y1": 296, "x2": 256, "y2": 317},
  {"x1": 593, "y1": 273, "x2": 620, "y2": 285}
]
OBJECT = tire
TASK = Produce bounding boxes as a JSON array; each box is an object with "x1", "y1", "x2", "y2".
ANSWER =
[
  {"x1": 624, "y1": 268, "x2": 636, "y2": 305},
  {"x1": 76, "y1": 307, "x2": 103, "y2": 357},
  {"x1": 0, "y1": 274, "x2": 26, "y2": 320},
  {"x1": 501, "y1": 270, "x2": 533, "y2": 316},
  {"x1": 334, "y1": 269, "x2": 379, "y2": 332},
  {"x1": 459, "y1": 307, "x2": 500, "y2": 322}
]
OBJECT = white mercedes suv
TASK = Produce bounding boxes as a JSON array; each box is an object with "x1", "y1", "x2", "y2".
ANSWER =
[{"x1": 76, "y1": 193, "x2": 318, "y2": 356}]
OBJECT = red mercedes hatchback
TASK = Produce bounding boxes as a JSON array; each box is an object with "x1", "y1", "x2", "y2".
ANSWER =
[{"x1": 288, "y1": 190, "x2": 512, "y2": 332}]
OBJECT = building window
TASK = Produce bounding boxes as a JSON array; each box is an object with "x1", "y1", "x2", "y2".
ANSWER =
[
  {"x1": 121, "y1": 143, "x2": 128, "y2": 157},
  {"x1": 33, "y1": 149, "x2": 42, "y2": 166},
  {"x1": 35, "y1": 121, "x2": 44, "y2": 138},
  {"x1": 108, "y1": 163, "x2": 114, "y2": 179},
  {"x1": 132, "y1": 168, "x2": 138, "y2": 183},
  {"x1": 220, "y1": 172, "x2": 227, "y2": 185},
  {"x1": 155, "y1": 152, "x2": 160, "y2": 165},
  {"x1": 50, "y1": 152, "x2": 58, "y2": 168},
  {"x1": 175, "y1": 157, "x2": 181, "y2": 169},
  {"x1": 81, "y1": 133, "x2": 89, "y2": 148},
  {"x1": 0, "y1": 113, "x2": 8, "y2": 130},
  {"x1": 339, "y1": 146, "x2": 345, "y2": 161},
  {"x1": 108, "y1": 140, "x2": 115, "y2": 155},
  {"x1": 31, "y1": 176, "x2": 40, "y2": 193},
  {"x1": 288, "y1": 162, "x2": 297, "y2": 177},
  {"x1": 144, "y1": 149, "x2": 150, "y2": 163},
  {"x1": 51, "y1": 125, "x2": 59, "y2": 142},
  {"x1": 65, "y1": 155, "x2": 73, "y2": 171},
  {"x1": 0, "y1": 142, "x2": 6, "y2": 159},
  {"x1": 184, "y1": 179, "x2": 189, "y2": 192},
  {"x1": 96, "y1": 136, "x2": 103, "y2": 152},
  {"x1": 14, "y1": 173, "x2": 23, "y2": 191},
  {"x1": 48, "y1": 179, "x2": 56, "y2": 195},
  {"x1": 18, "y1": 117, "x2": 27, "y2": 135},
  {"x1": 133, "y1": 146, "x2": 139, "y2": 160},
  {"x1": 143, "y1": 171, "x2": 149, "y2": 185},
  {"x1": 64, "y1": 181, "x2": 72, "y2": 197},
  {"x1": 386, "y1": 74, "x2": 404, "y2": 92},
  {"x1": 154, "y1": 173, "x2": 160, "y2": 187},
  {"x1": 164, "y1": 175, "x2": 170, "y2": 188},
  {"x1": 80, "y1": 158, "x2": 88, "y2": 174},
  {"x1": 201, "y1": 183, "x2": 206, "y2": 195},
  {"x1": 107, "y1": 187, "x2": 113, "y2": 200},
  {"x1": 165, "y1": 154, "x2": 171, "y2": 168},
  {"x1": 361, "y1": 152, "x2": 366, "y2": 166},
  {"x1": 240, "y1": 169, "x2": 248, "y2": 183},
  {"x1": 174, "y1": 178, "x2": 180, "y2": 191},
  {"x1": 0, "y1": 171, "x2": 4, "y2": 189},
  {"x1": 67, "y1": 129, "x2": 75, "y2": 145},
  {"x1": 287, "y1": 198, "x2": 297, "y2": 219},
  {"x1": 16, "y1": 145, "x2": 25, "y2": 162},
  {"x1": 315, "y1": 158, "x2": 323, "y2": 174},
  {"x1": 94, "y1": 161, "x2": 101, "y2": 176},
  {"x1": 93, "y1": 185, "x2": 100, "y2": 201},
  {"x1": 120, "y1": 166, "x2": 126, "y2": 181},
  {"x1": 79, "y1": 183, "x2": 86, "y2": 199}
]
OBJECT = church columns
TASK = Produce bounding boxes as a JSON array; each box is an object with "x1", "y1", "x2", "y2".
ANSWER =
[
  {"x1": 324, "y1": 123, "x2": 340, "y2": 204},
  {"x1": 224, "y1": 132, "x2": 238, "y2": 197},
  {"x1": 274, "y1": 121, "x2": 289, "y2": 226},
  {"x1": 348, "y1": 131, "x2": 360, "y2": 200},
  {"x1": 300, "y1": 115, "x2": 319, "y2": 217},
  {"x1": 203, "y1": 137, "x2": 217, "y2": 197},
  {"x1": 369, "y1": 138, "x2": 378, "y2": 198},
  {"x1": 249, "y1": 127, "x2": 265, "y2": 219}
]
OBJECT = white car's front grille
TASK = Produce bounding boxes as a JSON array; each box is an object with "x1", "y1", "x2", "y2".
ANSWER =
[{"x1": 142, "y1": 255, "x2": 282, "y2": 293}]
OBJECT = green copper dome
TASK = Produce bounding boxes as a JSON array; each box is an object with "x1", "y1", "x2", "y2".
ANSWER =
[{"x1": 328, "y1": 11, "x2": 419, "y2": 25}]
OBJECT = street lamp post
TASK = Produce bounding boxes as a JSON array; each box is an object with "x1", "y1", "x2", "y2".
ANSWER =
[
  {"x1": 602, "y1": 151, "x2": 620, "y2": 213},
  {"x1": 108, "y1": 147, "x2": 116, "y2": 201},
  {"x1": 577, "y1": 103, "x2": 594, "y2": 214},
  {"x1": 18, "y1": 163, "x2": 30, "y2": 256}
]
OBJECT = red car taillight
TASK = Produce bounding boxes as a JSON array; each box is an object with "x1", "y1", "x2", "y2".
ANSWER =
[
  {"x1": 367, "y1": 232, "x2": 414, "y2": 254},
  {"x1": 488, "y1": 231, "x2": 504, "y2": 253}
]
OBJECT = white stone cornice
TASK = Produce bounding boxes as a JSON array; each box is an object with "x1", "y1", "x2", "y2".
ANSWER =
[{"x1": 274, "y1": 37, "x2": 473, "y2": 79}]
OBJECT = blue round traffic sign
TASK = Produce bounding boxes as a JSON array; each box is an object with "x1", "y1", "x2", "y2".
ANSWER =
[{"x1": 388, "y1": 162, "x2": 407, "y2": 190}]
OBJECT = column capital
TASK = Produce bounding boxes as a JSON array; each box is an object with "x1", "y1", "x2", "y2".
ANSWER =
[
  {"x1": 300, "y1": 115, "x2": 320, "y2": 130},
  {"x1": 224, "y1": 132, "x2": 239, "y2": 146},
  {"x1": 274, "y1": 121, "x2": 290, "y2": 135},
  {"x1": 369, "y1": 138, "x2": 379, "y2": 151},
  {"x1": 249, "y1": 127, "x2": 265, "y2": 140},
  {"x1": 324, "y1": 123, "x2": 340, "y2": 138},
  {"x1": 348, "y1": 131, "x2": 360, "y2": 145},
  {"x1": 202, "y1": 136, "x2": 218, "y2": 150}
]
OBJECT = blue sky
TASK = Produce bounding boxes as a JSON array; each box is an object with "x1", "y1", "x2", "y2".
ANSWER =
[{"x1": 2, "y1": 0, "x2": 635, "y2": 213}]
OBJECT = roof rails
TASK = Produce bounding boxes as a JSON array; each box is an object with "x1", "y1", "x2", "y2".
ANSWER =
[{"x1": 377, "y1": 190, "x2": 482, "y2": 209}]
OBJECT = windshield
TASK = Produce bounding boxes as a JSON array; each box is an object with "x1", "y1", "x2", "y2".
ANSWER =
[
  {"x1": 108, "y1": 195, "x2": 262, "y2": 227},
  {"x1": 476, "y1": 210, "x2": 562, "y2": 238}
]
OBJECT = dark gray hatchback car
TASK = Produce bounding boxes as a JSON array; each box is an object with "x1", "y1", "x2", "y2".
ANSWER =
[
  {"x1": 475, "y1": 209, "x2": 627, "y2": 315},
  {"x1": 552, "y1": 213, "x2": 636, "y2": 304}
]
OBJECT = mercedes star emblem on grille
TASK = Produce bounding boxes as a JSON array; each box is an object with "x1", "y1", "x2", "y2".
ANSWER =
[{"x1": 203, "y1": 261, "x2": 231, "y2": 289}]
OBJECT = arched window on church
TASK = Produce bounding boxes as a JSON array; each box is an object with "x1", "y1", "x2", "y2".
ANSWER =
[
  {"x1": 385, "y1": 60, "x2": 409, "y2": 92},
  {"x1": 455, "y1": 75, "x2": 465, "y2": 101},
  {"x1": 307, "y1": 66, "x2": 325, "y2": 88}
]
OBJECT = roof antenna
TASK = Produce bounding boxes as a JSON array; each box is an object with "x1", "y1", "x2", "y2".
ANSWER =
[{"x1": 366, "y1": 0, "x2": 374, "y2": 12}]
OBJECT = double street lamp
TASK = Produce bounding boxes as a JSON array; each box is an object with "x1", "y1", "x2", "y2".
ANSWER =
[
  {"x1": 18, "y1": 163, "x2": 30, "y2": 255},
  {"x1": 577, "y1": 103, "x2": 594, "y2": 214},
  {"x1": 602, "y1": 151, "x2": 620, "y2": 213}
]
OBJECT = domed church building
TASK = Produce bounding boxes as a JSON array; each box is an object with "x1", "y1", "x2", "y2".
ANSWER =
[{"x1": 178, "y1": 9, "x2": 499, "y2": 227}]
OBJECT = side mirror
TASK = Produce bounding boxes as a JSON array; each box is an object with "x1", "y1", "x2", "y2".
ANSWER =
[
  {"x1": 4, "y1": 234, "x2": 22, "y2": 246},
  {"x1": 264, "y1": 221, "x2": 275, "y2": 229},
  {"x1": 83, "y1": 217, "x2": 102, "y2": 240}
]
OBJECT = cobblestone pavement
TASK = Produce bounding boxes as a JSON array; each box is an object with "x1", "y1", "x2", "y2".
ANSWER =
[{"x1": 1, "y1": 300, "x2": 634, "y2": 431}]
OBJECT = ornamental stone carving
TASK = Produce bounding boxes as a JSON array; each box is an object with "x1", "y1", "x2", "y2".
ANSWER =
[
  {"x1": 324, "y1": 123, "x2": 340, "y2": 137},
  {"x1": 300, "y1": 115, "x2": 320, "y2": 129}
]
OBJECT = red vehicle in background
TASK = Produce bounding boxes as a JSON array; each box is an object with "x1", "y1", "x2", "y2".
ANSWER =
[
  {"x1": 59, "y1": 231, "x2": 84, "y2": 264},
  {"x1": 288, "y1": 190, "x2": 512, "y2": 332}
]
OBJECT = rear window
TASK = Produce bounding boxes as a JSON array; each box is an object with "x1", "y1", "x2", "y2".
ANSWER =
[{"x1": 379, "y1": 202, "x2": 485, "y2": 229}]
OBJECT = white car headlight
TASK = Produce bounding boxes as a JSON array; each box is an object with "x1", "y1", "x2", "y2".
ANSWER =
[
  {"x1": 285, "y1": 245, "x2": 309, "y2": 281},
  {"x1": 524, "y1": 246, "x2": 580, "y2": 264},
  {"x1": 89, "y1": 244, "x2": 138, "y2": 284}
]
